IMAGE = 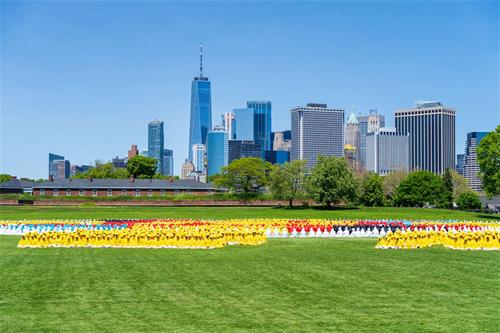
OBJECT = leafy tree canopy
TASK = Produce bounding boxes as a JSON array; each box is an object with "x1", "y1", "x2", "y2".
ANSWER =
[
  {"x1": 269, "y1": 160, "x2": 308, "y2": 207},
  {"x1": 382, "y1": 170, "x2": 408, "y2": 199},
  {"x1": 450, "y1": 170, "x2": 471, "y2": 201},
  {"x1": 0, "y1": 174, "x2": 12, "y2": 183},
  {"x1": 307, "y1": 156, "x2": 359, "y2": 207},
  {"x1": 214, "y1": 158, "x2": 272, "y2": 200},
  {"x1": 361, "y1": 173, "x2": 385, "y2": 207},
  {"x1": 477, "y1": 126, "x2": 500, "y2": 197},
  {"x1": 441, "y1": 168, "x2": 454, "y2": 209},
  {"x1": 126, "y1": 156, "x2": 157, "y2": 179},
  {"x1": 456, "y1": 191, "x2": 482, "y2": 211},
  {"x1": 73, "y1": 162, "x2": 129, "y2": 179},
  {"x1": 393, "y1": 170, "x2": 448, "y2": 208}
]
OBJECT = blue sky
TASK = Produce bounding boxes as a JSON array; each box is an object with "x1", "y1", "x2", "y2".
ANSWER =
[{"x1": 1, "y1": 0, "x2": 499, "y2": 178}]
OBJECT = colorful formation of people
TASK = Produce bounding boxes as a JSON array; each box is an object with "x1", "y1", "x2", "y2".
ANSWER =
[
  {"x1": 376, "y1": 229, "x2": 500, "y2": 250},
  {"x1": 17, "y1": 225, "x2": 266, "y2": 249}
]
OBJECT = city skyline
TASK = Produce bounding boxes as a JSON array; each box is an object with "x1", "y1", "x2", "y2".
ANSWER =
[{"x1": 1, "y1": 1, "x2": 498, "y2": 178}]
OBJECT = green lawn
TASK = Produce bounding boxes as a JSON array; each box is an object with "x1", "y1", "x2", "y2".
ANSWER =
[
  {"x1": 1, "y1": 237, "x2": 499, "y2": 332},
  {"x1": 1, "y1": 205, "x2": 499, "y2": 221}
]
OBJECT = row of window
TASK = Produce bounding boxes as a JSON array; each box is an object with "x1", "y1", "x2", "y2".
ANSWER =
[{"x1": 39, "y1": 189, "x2": 193, "y2": 197}]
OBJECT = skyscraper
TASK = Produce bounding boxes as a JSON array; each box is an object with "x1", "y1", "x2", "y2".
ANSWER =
[
  {"x1": 223, "y1": 112, "x2": 236, "y2": 140},
  {"x1": 48, "y1": 153, "x2": 70, "y2": 179},
  {"x1": 395, "y1": 101, "x2": 455, "y2": 175},
  {"x1": 345, "y1": 112, "x2": 361, "y2": 161},
  {"x1": 233, "y1": 108, "x2": 254, "y2": 141},
  {"x1": 180, "y1": 159, "x2": 195, "y2": 180},
  {"x1": 365, "y1": 128, "x2": 409, "y2": 175},
  {"x1": 357, "y1": 110, "x2": 385, "y2": 167},
  {"x1": 228, "y1": 140, "x2": 262, "y2": 163},
  {"x1": 464, "y1": 132, "x2": 488, "y2": 191},
  {"x1": 207, "y1": 127, "x2": 228, "y2": 177},
  {"x1": 247, "y1": 101, "x2": 272, "y2": 152},
  {"x1": 192, "y1": 144, "x2": 206, "y2": 173},
  {"x1": 291, "y1": 103, "x2": 345, "y2": 170},
  {"x1": 188, "y1": 43, "x2": 212, "y2": 161},
  {"x1": 272, "y1": 131, "x2": 292, "y2": 151},
  {"x1": 456, "y1": 154, "x2": 465, "y2": 176},
  {"x1": 148, "y1": 120, "x2": 164, "y2": 175},
  {"x1": 162, "y1": 149, "x2": 174, "y2": 176}
]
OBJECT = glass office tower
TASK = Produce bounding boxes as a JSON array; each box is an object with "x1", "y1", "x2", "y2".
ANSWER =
[
  {"x1": 162, "y1": 149, "x2": 174, "y2": 176},
  {"x1": 188, "y1": 45, "x2": 212, "y2": 161},
  {"x1": 207, "y1": 128, "x2": 228, "y2": 177},
  {"x1": 148, "y1": 120, "x2": 164, "y2": 174},
  {"x1": 247, "y1": 101, "x2": 272, "y2": 153},
  {"x1": 233, "y1": 108, "x2": 254, "y2": 141}
]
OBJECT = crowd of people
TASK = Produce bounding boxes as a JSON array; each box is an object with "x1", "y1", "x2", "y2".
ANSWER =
[
  {"x1": 17, "y1": 225, "x2": 266, "y2": 249},
  {"x1": 376, "y1": 229, "x2": 500, "y2": 250}
]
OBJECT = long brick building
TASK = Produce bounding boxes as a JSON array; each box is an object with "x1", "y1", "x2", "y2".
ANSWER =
[{"x1": 32, "y1": 178, "x2": 223, "y2": 197}]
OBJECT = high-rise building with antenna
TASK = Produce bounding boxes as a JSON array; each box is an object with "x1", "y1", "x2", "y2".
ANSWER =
[{"x1": 188, "y1": 43, "x2": 212, "y2": 161}]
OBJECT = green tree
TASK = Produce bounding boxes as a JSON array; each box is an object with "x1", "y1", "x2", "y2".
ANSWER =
[
  {"x1": 456, "y1": 191, "x2": 482, "y2": 210},
  {"x1": 214, "y1": 158, "x2": 272, "y2": 200},
  {"x1": 72, "y1": 162, "x2": 129, "y2": 179},
  {"x1": 361, "y1": 173, "x2": 385, "y2": 207},
  {"x1": 441, "y1": 168, "x2": 454, "y2": 209},
  {"x1": 0, "y1": 174, "x2": 12, "y2": 183},
  {"x1": 126, "y1": 156, "x2": 157, "y2": 179},
  {"x1": 451, "y1": 170, "x2": 471, "y2": 201},
  {"x1": 382, "y1": 170, "x2": 408, "y2": 200},
  {"x1": 269, "y1": 160, "x2": 308, "y2": 207},
  {"x1": 307, "y1": 156, "x2": 359, "y2": 207},
  {"x1": 393, "y1": 171, "x2": 447, "y2": 208},
  {"x1": 477, "y1": 126, "x2": 500, "y2": 197}
]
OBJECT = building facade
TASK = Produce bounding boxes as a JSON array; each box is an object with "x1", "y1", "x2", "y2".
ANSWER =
[
  {"x1": 395, "y1": 101, "x2": 455, "y2": 174},
  {"x1": 234, "y1": 108, "x2": 254, "y2": 141},
  {"x1": 290, "y1": 103, "x2": 345, "y2": 170},
  {"x1": 162, "y1": 149, "x2": 174, "y2": 176},
  {"x1": 264, "y1": 150, "x2": 290, "y2": 165},
  {"x1": 247, "y1": 101, "x2": 272, "y2": 152},
  {"x1": 365, "y1": 128, "x2": 409, "y2": 175},
  {"x1": 272, "y1": 131, "x2": 292, "y2": 151},
  {"x1": 180, "y1": 159, "x2": 195, "y2": 180},
  {"x1": 223, "y1": 112, "x2": 236, "y2": 140},
  {"x1": 207, "y1": 128, "x2": 228, "y2": 176},
  {"x1": 464, "y1": 132, "x2": 488, "y2": 191},
  {"x1": 188, "y1": 45, "x2": 212, "y2": 161},
  {"x1": 456, "y1": 154, "x2": 465, "y2": 176},
  {"x1": 128, "y1": 144, "x2": 139, "y2": 159},
  {"x1": 345, "y1": 112, "x2": 361, "y2": 161},
  {"x1": 228, "y1": 140, "x2": 262, "y2": 163},
  {"x1": 112, "y1": 156, "x2": 127, "y2": 169},
  {"x1": 192, "y1": 144, "x2": 206, "y2": 173},
  {"x1": 32, "y1": 178, "x2": 223, "y2": 197},
  {"x1": 357, "y1": 110, "x2": 385, "y2": 167},
  {"x1": 49, "y1": 153, "x2": 69, "y2": 179},
  {"x1": 148, "y1": 120, "x2": 164, "y2": 175}
]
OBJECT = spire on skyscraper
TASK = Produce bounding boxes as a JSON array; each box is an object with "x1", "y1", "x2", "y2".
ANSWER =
[{"x1": 199, "y1": 42, "x2": 203, "y2": 78}]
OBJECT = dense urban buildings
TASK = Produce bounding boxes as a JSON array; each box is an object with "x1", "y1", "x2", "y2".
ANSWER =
[
  {"x1": 222, "y1": 112, "x2": 236, "y2": 140},
  {"x1": 128, "y1": 145, "x2": 139, "y2": 159},
  {"x1": 395, "y1": 101, "x2": 455, "y2": 175},
  {"x1": 464, "y1": 132, "x2": 488, "y2": 191},
  {"x1": 148, "y1": 120, "x2": 164, "y2": 175},
  {"x1": 264, "y1": 150, "x2": 290, "y2": 165},
  {"x1": 247, "y1": 100, "x2": 272, "y2": 153},
  {"x1": 188, "y1": 44, "x2": 212, "y2": 161},
  {"x1": 206, "y1": 127, "x2": 228, "y2": 177},
  {"x1": 290, "y1": 103, "x2": 345, "y2": 170},
  {"x1": 234, "y1": 108, "x2": 254, "y2": 141},
  {"x1": 111, "y1": 156, "x2": 127, "y2": 169},
  {"x1": 357, "y1": 110, "x2": 385, "y2": 167},
  {"x1": 365, "y1": 128, "x2": 409, "y2": 175},
  {"x1": 228, "y1": 140, "x2": 262, "y2": 163},
  {"x1": 180, "y1": 159, "x2": 195, "y2": 180}
]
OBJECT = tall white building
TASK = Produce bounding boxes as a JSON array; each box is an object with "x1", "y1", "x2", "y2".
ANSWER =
[
  {"x1": 395, "y1": 101, "x2": 455, "y2": 175},
  {"x1": 357, "y1": 110, "x2": 385, "y2": 167},
  {"x1": 366, "y1": 128, "x2": 409, "y2": 175},
  {"x1": 464, "y1": 132, "x2": 489, "y2": 191},
  {"x1": 291, "y1": 103, "x2": 345, "y2": 170},
  {"x1": 222, "y1": 112, "x2": 236, "y2": 140},
  {"x1": 191, "y1": 144, "x2": 206, "y2": 173}
]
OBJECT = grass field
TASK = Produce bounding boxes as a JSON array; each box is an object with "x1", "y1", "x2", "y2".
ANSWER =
[
  {"x1": 1, "y1": 206, "x2": 499, "y2": 332},
  {"x1": 0, "y1": 205, "x2": 499, "y2": 221},
  {"x1": 1, "y1": 237, "x2": 499, "y2": 332}
]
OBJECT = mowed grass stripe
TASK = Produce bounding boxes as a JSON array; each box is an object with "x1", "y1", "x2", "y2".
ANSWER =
[{"x1": 1, "y1": 237, "x2": 499, "y2": 332}]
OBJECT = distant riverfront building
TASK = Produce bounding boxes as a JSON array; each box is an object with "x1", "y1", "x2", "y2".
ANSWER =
[
  {"x1": 207, "y1": 127, "x2": 228, "y2": 177},
  {"x1": 357, "y1": 110, "x2": 385, "y2": 167},
  {"x1": 148, "y1": 120, "x2": 164, "y2": 175},
  {"x1": 464, "y1": 132, "x2": 489, "y2": 191},
  {"x1": 345, "y1": 112, "x2": 361, "y2": 162},
  {"x1": 366, "y1": 128, "x2": 409, "y2": 175}
]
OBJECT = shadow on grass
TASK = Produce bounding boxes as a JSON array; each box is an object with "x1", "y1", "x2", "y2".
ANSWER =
[
  {"x1": 272, "y1": 205, "x2": 361, "y2": 211},
  {"x1": 477, "y1": 214, "x2": 500, "y2": 221}
]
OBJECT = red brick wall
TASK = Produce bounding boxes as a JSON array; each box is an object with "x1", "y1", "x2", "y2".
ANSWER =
[{"x1": 33, "y1": 188, "x2": 216, "y2": 197}]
